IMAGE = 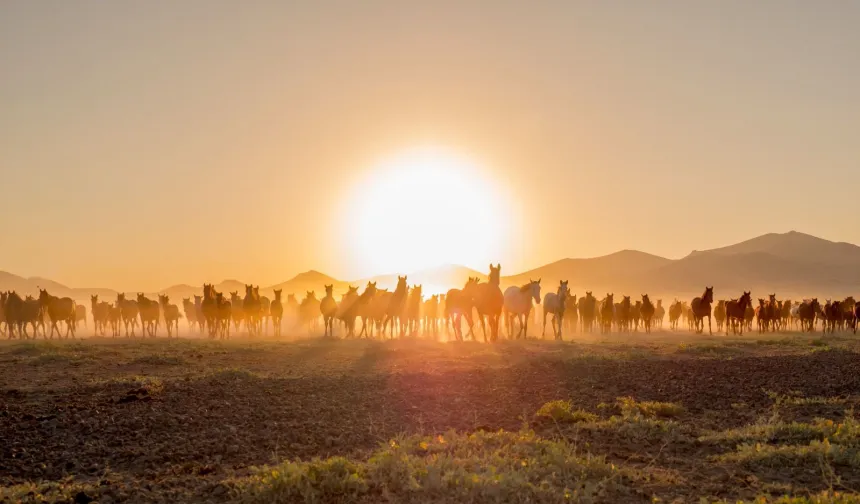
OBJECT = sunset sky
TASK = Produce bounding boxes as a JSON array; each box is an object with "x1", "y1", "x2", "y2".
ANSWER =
[{"x1": 1, "y1": 1, "x2": 858, "y2": 292}]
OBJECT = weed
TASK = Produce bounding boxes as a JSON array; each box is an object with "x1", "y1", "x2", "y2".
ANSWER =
[{"x1": 534, "y1": 400, "x2": 598, "y2": 424}]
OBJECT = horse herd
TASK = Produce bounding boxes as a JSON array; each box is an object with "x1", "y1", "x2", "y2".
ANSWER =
[{"x1": 2, "y1": 268, "x2": 859, "y2": 341}]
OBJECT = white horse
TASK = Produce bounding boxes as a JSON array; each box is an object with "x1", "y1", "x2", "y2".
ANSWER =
[
  {"x1": 503, "y1": 279, "x2": 541, "y2": 339},
  {"x1": 542, "y1": 280, "x2": 570, "y2": 340}
]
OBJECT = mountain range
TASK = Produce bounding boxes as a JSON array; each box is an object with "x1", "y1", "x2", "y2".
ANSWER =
[{"x1": 2, "y1": 231, "x2": 859, "y2": 304}]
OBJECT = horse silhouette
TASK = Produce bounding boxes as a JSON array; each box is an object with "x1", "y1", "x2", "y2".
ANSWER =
[
  {"x1": 270, "y1": 289, "x2": 284, "y2": 338},
  {"x1": 39, "y1": 289, "x2": 77, "y2": 339},
  {"x1": 472, "y1": 264, "x2": 504, "y2": 342},
  {"x1": 690, "y1": 286, "x2": 714, "y2": 335},
  {"x1": 320, "y1": 284, "x2": 338, "y2": 338},
  {"x1": 503, "y1": 279, "x2": 541, "y2": 339}
]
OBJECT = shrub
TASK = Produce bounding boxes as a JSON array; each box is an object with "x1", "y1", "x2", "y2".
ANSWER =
[{"x1": 534, "y1": 400, "x2": 598, "y2": 424}]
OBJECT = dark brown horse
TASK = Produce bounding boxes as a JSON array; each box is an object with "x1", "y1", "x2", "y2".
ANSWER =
[
  {"x1": 690, "y1": 287, "x2": 714, "y2": 335},
  {"x1": 39, "y1": 289, "x2": 77, "y2": 339},
  {"x1": 91, "y1": 295, "x2": 111, "y2": 337},
  {"x1": 640, "y1": 294, "x2": 655, "y2": 334},
  {"x1": 382, "y1": 276, "x2": 409, "y2": 338},
  {"x1": 725, "y1": 291, "x2": 753, "y2": 336},
  {"x1": 578, "y1": 292, "x2": 597, "y2": 333},
  {"x1": 797, "y1": 298, "x2": 819, "y2": 332},
  {"x1": 320, "y1": 284, "x2": 338, "y2": 338},
  {"x1": 668, "y1": 299, "x2": 682, "y2": 331},
  {"x1": 616, "y1": 296, "x2": 632, "y2": 333},
  {"x1": 243, "y1": 284, "x2": 262, "y2": 336},
  {"x1": 600, "y1": 294, "x2": 615, "y2": 334},
  {"x1": 5, "y1": 291, "x2": 44, "y2": 339}
]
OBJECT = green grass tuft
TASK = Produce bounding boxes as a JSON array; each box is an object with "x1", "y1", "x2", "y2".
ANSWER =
[{"x1": 534, "y1": 400, "x2": 598, "y2": 424}]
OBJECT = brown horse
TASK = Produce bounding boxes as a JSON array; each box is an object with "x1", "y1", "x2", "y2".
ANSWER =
[
  {"x1": 563, "y1": 294, "x2": 578, "y2": 334},
  {"x1": 230, "y1": 291, "x2": 245, "y2": 332},
  {"x1": 600, "y1": 294, "x2": 615, "y2": 334},
  {"x1": 201, "y1": 285, "x2": 218, "y2": 338},
  {"x1": 668, "y1": 299, "x2": 682, "y2": 330},
  {"x1": 320, "y1": 284, "x2": 338, "y2": 338},
  {"x1": 380, "y1": 276, "x2": 408, "y2": 338},
  {"x1": 578, "y1": 292, "x2": 597, "y2": 333},
  {"x1": 39, "y1": 289, "x2": 77, "y2": 339},
  {"x1": 158, "y1": 295, "x2": 181, "y2": 338},
  {"x1": 350, "y1": 282, "x2": 378, "y2": 338},
  {"x1": 655, "y1": 299, "x2": 665, "y2": 329},
  {"x1": 472, "y1": 264, "x2": 504, "y2": 342},
  {"x1": 215, "y1": 290, "x2": 232, "y2": 339},
  {"x1": 714, "y1": 300, "x2": 726, "y2": 332},
  {"x1": 690, "y1": 287, "x2": 714, "y2": 335},
  {"x1": 640, "y1": 294, "x2": 655, "y2": 334},
  {"x1": 243, "y1": 285, "x2": 262, "y2": 336},
  {"x1": 91, "y1": 295, "x2": 111, "y2": 337},
  {"x1": 300, "y1": 291, "x2": 321, "y2": 334},
  {"x1": 137, "y1": 293, "x2": 160, "y2": 337},
  {"x1": 183, "y1": 298, "x2": 199, "y2": 333},
  {"x1": 446, "y1": 278, "x2": 479, "y2": 342},
  {"x1": 725, "y1": 291, "x2": 753, "y2": 336},
  {"x1": 616, "y1": 296, "x2": 632, "y2": 333},
  {"x1": 5, "y1": 291, "x2": 44, "y2": 339},
  {"x1": 423, "y1": 294, "x2": 440, "y2": 337},
  {"x1": 271, "y1": 289, "x2": 284, "y2": 338},
  {"x1": 797, "y1": 299, "x2": 819, "y2": 332}
]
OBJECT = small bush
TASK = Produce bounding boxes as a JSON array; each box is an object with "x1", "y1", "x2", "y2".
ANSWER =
[
  {"x1": 616, "y1": 397, "x2": 685, "y2": 419},
  {"x1": 535, "y1": 400, "x2": 598, "y2": 424}
]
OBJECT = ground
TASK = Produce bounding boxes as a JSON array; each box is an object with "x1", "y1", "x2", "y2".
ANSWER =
[{"x1": 3, "y1": 330, "x2": 860, "y2": 503}]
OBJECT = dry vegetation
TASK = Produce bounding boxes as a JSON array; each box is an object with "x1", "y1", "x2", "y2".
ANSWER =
[{"x1": 3, "y1": 331, "x2": 860, "y2": 503}]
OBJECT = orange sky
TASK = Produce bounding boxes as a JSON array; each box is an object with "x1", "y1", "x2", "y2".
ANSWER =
[{"x1": 1, "y1": 2, "x2": 859, "y2": 292}]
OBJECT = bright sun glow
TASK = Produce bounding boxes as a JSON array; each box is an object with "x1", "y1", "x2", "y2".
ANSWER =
[{"x1": 346, "y1": 147, "x2": 509, "y2": 278}]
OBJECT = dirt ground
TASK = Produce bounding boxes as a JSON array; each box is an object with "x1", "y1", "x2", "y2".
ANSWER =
[{"x1": 2, "y1": 329, "x2": 860, "y2": 503}]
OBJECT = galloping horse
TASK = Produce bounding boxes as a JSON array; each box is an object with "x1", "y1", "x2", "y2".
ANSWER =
[
  {"x1": 158, "y1": 294, "x2": 181, "y2": 338},
  {"x1": 725, "y1": 291, "x2": 753, "y2": 336},
  {"x1": 640, "y1": 294, "x2": 655, "y2": 334},
  {"x1": 91, "y1": 295, "x2": 111, "y2": 337},
  {"x1": 690, "y1": 286, "x2": 714, "y2": 335},
  {"x1": 270, "y1": 289, "x2": 284, "y2": 338},
  {"x1": 423, "y1": 294, "x2": 440, "y2": 337},
  {"x1": 564, "y1": 293, "x2": 578, "y2": 334},
  {"x1": 600, "y1": 294, "x2": 615, "y2": 334},
  {"x1": 382, "y1": 276, "x2": 409, "y2": 338},
  {"x1": 542, "y1": 280, "x2": 570, "y2": 340},
  {"x1": 39, "y1": 289, "x2": 77, "y2": 339},
  {"x1": 503, "y1": 279, "x2": 541, "y2": 339},
  {"x1": 243, "y1": 285, "x2": 262, "y2": 336},
  {"x1": 137, "y1": 293, "x2": 160, "y2": 337},
  {"x1": 320, "y1": 284, "x2": 338, "y2": 338},
  {"x1": 446, "y1": 278, "x2": 478, "y2": 341},
  {"x1": 578, "y1": 292, "x2": 597, "y2": 333},
  {"x1": 616, "y1": 296, "x2": 632, "y2": 333},
  {"x1": 472, "y1": 264, "x2": 505, "y2": 342},
  {"x1": 406, "y1": 285, "x2": 423, "y2": 336},
  {"x1": 668, "y1": 299, "x2": 682, "y2": 330}
]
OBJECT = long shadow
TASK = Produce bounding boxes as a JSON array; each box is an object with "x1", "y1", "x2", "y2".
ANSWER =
[{"x1": 349, "y1": 340, "x2": 386, "y2": 375}]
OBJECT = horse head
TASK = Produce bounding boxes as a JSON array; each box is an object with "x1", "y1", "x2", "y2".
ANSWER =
[
  {"x1": 488, "y1": 263, "x2": 501, "y2": 285},
  {"x1": 704, "y1": 286, "x2": 714, "y2": 303}
]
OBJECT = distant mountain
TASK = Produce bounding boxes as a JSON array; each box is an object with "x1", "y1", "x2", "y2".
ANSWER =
[
  {"x1": 501, "y1": 250, "x2": 672, "y2": 294},
  {"x1": 3, "y1": 231, "x2": 859, "y2": 303},
  {"x1": 264, "y1": 270, "x2": 351, "y2": 298}
]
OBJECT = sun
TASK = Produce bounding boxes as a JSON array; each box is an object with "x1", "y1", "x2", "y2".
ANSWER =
[{"x1": 345, "y1": 146, "x2": 509, "y2": 278}]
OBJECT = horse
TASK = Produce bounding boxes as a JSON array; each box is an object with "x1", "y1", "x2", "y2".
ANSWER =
[
  {"x1": 201, "y1": 284, "x2": 219, "y2": 338},
  {"x1": 854, "y1": 302, "x2": 860, "y2": 335},
  {"x1": 690, "y1": 286, "x2": 714, "y2": 335},
  {"x1": 404, "y1": 285, "x2": 423, "y2": 337},
  {"x1": 158, "y1": 295, "x2": 181, "y2": 338},
  {"x1": 230, "y1": 291, "x2": 245, "y2": 333},
  {"x1": 668, "y1": 299, "x2": 682, "y2": 330},
  {"x1": 271, "y1": 289, "x2": 284, "y2": 338},
  {"x1": 183, "y1": 298, "x2": 199, "y2": 333},
  {"x1": 446, "y1": 278, "x2": 479, "y2": 342},
  {"x1": 242, "y1": 285, "x2": 262, "y2": 336},
  {"x1": 423, "y1": 294, "x2": 440, "y2": 337},
  {"x1": 300, "y1": 291, "x2": 321, "y2": 334},
  {"x1": 754, "y1": 299, "x2": 768, "y2": 334},
  {"x1": 472, "y1": 264, "x2": 505, "y2": 342},
  {"x1": 75, "y1": 305, "x2": 87, "y2": 330},
  {"x1": 137, "y1": 293, "x2": 160, "y2": 337},
  {"x1": 258, "y1": 291, "x2": 271, "y2": 335},
  {"x1": 215, "y1": 290, "x2": 232, "y2": 339},
  {"x1": 640, "y1": 294, "x2": 656, "y2": 334},
  {"x1": 381, "y1": 276, "x2": 409, "y2": 339},
  {"x1": 503, "y1": 279, "x2": 541, "y2": 339},
  {"x1": 334, "y1": 286, "x2": 359, "y2": 338},
  {"x1": 564, "y1": 293, "x2": 578, "y2": 334},
  {"x1": 38, "y1": 289, "x2": 77, "y2": 339},
  {"x1": 725, "y1": 291, "x2": 753, "y2": 336},
  {"x1": 797, "y1": 299, "x2": 820, "y2": 332},
  {"x1": 108, "y1": 302, "x2": 122, "y2": 337},
  {"x1": 91, "y1": 295, "x2": 111, "y2": 337},
  {"x1": 713, "y1": 300, "x2": 726, "y2": 332},
  {"x1": 5, "y1": 292, "x2": 44, "y2": 339},
  {"x1": 600, "y1": 294, "x2": 615, "y2": 334},
  {"x1": 616, "y1": 296, "x2": 632, "y2": 333},
  {"x1": 320, "y1": 284, "x2": 338, "y2": 338},
  {"x1": 542, "y1": 280, "x2": 570, "y2": 340},
  {"x1": 823, "y1": 300, "x2": 842, "y2": 334},
  {"x1": 578, "y1": 292, "x2": 597, "y2": 333},
  {"x1": 350, "y1": 282, "x2": 378, "y2": 338},
  {"x1": 655, "y1": 299, "x2": 665, "y2": 329}
]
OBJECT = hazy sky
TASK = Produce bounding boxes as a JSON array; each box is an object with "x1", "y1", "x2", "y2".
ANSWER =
[{"x1": 2, "y1": 1, "x2": 858, "y2": 291}]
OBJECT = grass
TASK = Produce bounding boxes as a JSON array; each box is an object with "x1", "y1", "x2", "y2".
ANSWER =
[
  {"x1": 534, "y1": 400, "x2": 598, "y2": 424},
  {"x1": 229, "y1": 429, "x2": 629, "y2": 503},
  {"x1": 615, "y1": 396, "x2": 685, "y2": 419},
  {"x1": 716, "y1": 439, "x2": 860, "y2": 469}
]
